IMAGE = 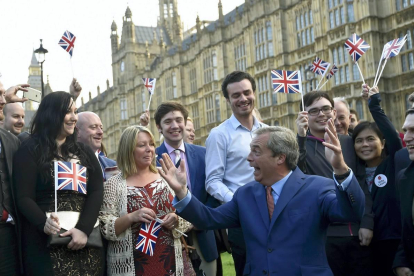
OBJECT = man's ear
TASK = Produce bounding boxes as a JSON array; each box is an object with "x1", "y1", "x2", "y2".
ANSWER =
[{"x1": 276, "y1": 154, "x2": 286, "y2": 165}]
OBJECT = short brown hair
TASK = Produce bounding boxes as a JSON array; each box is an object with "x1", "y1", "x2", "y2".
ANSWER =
[
  {"x1": 155, "y1": 101, "x2": 189, "y2": 126},
  {"x1": 300, "y1": 91, "x2": 334, "y2": 111},
  {"x1": 221, "y1": 71, "x2": 256, "y2": 99}
]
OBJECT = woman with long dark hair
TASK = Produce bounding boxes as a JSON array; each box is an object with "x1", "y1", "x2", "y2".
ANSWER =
[
  {"x1": 352, "y1": 85, "x2": 402, "y2": 276},
  {"x1": 13, "y1": 92, "x2": 104, "y2": 275}
]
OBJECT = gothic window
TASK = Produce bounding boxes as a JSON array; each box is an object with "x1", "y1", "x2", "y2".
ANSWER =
[
  {"x1": 189, "y1": 68, "x2": 197, "y2": 94},
  {"x1": 356, "y1": 100, "x2": 364, "y2": 119},
  {"x1": 400, "y1": 28, "x2": 414, "y2": 72},
  {"x1": 215, "y1": 95, "x2": 221, "y2": 122},
  {"x1": 203, "y1": 51, "x2": 218, "y2": 84},
  {"x1": 329, "y1": 0, "x2": 354, "y2": 29},
  {"x1": 296, "y1": 9, "x2": 314, "y2": 49},
  {"x1": 120, "y1": 98, "x2": 128, "y2": 120},
  {"x1": 191, "y1": 105, "x2": 200, "y2": 130},
  {"x1": 234, "y1": 42, "x2": 247, "y2": 71}
]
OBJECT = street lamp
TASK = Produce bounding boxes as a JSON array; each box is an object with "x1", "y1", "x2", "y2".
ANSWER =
[{"x1": 34, "y1": 39, "x2": 48, "y2": 99}]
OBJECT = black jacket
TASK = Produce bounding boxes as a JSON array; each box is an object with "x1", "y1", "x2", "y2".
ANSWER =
[{"x1": 365, "y1": 94, "x2": 402, "y2": 241}]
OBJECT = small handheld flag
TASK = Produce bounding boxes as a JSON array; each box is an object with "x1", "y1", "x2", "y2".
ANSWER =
[
  {"x1": 58, "y1": 30, "x2": 76, "y2": 57},
  {"x1": 54, "y1": 161, "x2": 87, "y2": 213},
  {"x1": 317, "y1": 64, "x2": 338, "y2": 91},
  {"x1": 142, "y1": 78, "x2": 157, "y2": 110},
  {"x1": 271, "y1": 70, "x2": 302, "y2": 94},
  {"x1": 310, "y1": 57, "x2": 330, "y2": 77},
  {"x1": 326, "y1": 64, "x2": 338, "y2": 80},
  {"x1": 344, "y1": 34, "x2": 370, "y2": 62},
  {"x1": 271, "y1": 69, "x2": 304, "y2": 111},
  {"x1": 374, "y1": 35, "x2": 407, "y2": 86},
  {"x1": 136, "y1": 220, "x2": 162, "y2": 256}
]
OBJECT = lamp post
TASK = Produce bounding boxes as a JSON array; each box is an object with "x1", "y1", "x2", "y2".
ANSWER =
[{"x1": 34, "y1": 39, "x2": 48, "y2": 99}]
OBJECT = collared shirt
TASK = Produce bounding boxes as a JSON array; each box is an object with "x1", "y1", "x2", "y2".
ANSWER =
[
  {"x1": 205, "y1": 114, "x2": 267, "y2": 203},
  {"x1": 173, "y1": 170, "x2": 355, "y2": 211},
  {"x1": 164, "y1": 141, "x2": 191, "y2": 192},
  {"x1": 268, "y1": 171, "x2": 293, "y2": 204}
]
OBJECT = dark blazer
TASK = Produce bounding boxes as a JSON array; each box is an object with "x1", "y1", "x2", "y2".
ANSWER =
[
  {"x1": 156, "y1": 142, "x2": 219, "y2": 262},
  {"x1": 393, "y1": 162, "x2": 414, "y2": 270},
  {"x1": 395, "y1": 148, "x2": 411, "y2": 178},
  {"x1": 0, "y1": 129, "x2": 21, "y2": 272},
  {"x1": 98, "y1": 154, "x2": 117, "y2": 181},
  {"x1": 176, "y1": 167, "x2": 365, "y2": 276}
]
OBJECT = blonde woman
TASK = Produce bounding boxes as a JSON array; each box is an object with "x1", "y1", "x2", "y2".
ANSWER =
[{"x1": 99, "y1": 126, "x2": 195, "y2": 276}]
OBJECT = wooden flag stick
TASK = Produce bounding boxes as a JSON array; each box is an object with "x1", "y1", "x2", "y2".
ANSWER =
[
  {"x1": 70, "y1": 58, "x2": 75, "y2": 79},
  {"x1": 315, "y1": 77, "x2": 321, "y2": 91},
  {"x1": 147, "y1": 93, "x2": 153, "y2": 110},
  {"x1": 355, "y1": 61, "x2": 365, "y2": 84},
  {"x1": 54, "y1": 161, "x2": 58, "y2": 214},
  {"x1": 317, "y1": 79, "x2": 329, "y2": 91},
  {"x1": 374, "y1": 48, "x2": 385, "y2": 86},
  {"x1": 374, "y1": 58, "x2": 388, "y2": 87}
]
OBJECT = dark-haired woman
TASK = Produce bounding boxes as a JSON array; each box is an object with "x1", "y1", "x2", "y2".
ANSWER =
[
  {"x1": 13, "y1": 92, "x2": 104, "y2": 275},
  {"x1": 353, "y1": 85, "x2": 402, "y2": 276}
]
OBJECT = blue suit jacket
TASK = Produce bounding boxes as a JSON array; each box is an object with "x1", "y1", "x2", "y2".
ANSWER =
[
  {"x1": 98, "y1": 155, "x2": 117, "y2": 180},
  {"x1": 156, "y1": 142, "x2": 219, "y2": 262},
  {"x1": 177, "y1": 167, "x2": 365, "y2": 276}
]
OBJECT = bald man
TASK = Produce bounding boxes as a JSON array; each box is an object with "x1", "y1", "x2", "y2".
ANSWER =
[
  {"x1": 76, "y1": 112, "x2": 116, "y2": 179},
  {"x1": 334, "y1": 98, "x2": 351, "y2": 136},
  {"x1": 3, "y1": 103, "x2": 25, "y2": 136}
]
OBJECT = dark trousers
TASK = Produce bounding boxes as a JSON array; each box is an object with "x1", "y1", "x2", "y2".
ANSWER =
[
  {"x1": 371, "y1": 239, "x2": 400, "y2": 276},
  {"x1": 0, "y1": 223, "x2": 20, "y2": 276},
  {"x1": 228, "y1": 228, "x2": 246, "y2": 276},
  {"x1": 326, "y1": 236, "x2": 373, "y2": 276}
]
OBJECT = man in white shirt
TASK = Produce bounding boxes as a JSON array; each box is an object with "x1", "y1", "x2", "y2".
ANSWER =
[{"x1": 205, "y1": 71, "x2": 266, "y2": 275}]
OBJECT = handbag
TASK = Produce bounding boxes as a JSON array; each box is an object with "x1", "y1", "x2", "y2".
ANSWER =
[{"x1": 46, "y1": 211, "x2": 102, "y2": 248}]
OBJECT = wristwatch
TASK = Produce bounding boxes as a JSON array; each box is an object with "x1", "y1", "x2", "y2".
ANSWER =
[{"x1": 334, "y1": 168, "x2": 351, "y2": 181}]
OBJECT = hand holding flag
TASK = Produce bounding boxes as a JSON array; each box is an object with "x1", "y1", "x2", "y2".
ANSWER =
[{"x1": 142, "y1": 78, "x2": 157, "y2": 110}]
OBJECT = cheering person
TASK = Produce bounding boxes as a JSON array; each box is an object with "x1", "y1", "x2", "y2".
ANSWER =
[{"x1": 13, "y1": 92, "x2": 104, "y2": 275}]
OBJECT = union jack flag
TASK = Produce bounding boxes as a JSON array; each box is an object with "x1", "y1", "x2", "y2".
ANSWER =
[
  {"x1": 344, "y1": 33, "x2": 370, "y2": 62},
  {"x1": 310, "y1": 57, "x2": 330, "y2": 76},
  {"x1": 326, "y1": 64, "x2": 338, "y2": 79},
  {"x1": 142, "y1": 78, "x2": 157, "y2": 95},
  {"x1": 271, "y1": 70, "x2": 302, "y2": 94},
  {"x1": 136, "y1": 220, "x2": 162, "y2": 256},
  {"x1": 381, "y1": 36, "x2": 407, "y2": 60},
  {"x1": 58, "y1": 30, "x2": 76, "y2": 57},
  {"x1": 55, "y1": 161, "x2": 87, "y2": 194}
]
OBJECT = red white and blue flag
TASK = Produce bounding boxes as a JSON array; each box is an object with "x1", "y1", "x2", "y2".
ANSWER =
[
  {"x1": 381, "y1": 36, "x2": 407, "y2": 60},
  {"x1": 55, "y1": 161, "x2": 87, "y2": 194},
  {"x1": 58, "y1": 30, "x2": 76, "y2": 57},
  {"x1": 310, "y1": 57, "x2": 330, "y2": 77},
  {"x1": 271, "y1": 70, "x2": 302, "y2": 94},
  {"x1": 136, "y1": 220, "x2": 162, "y2": 256},
  {"x1": 344, "y1": 33, "x2": 370, "y2": 62},
  {"x1": 142, "y1": 78, "x2": 157, "y2": 95},
  {"x1": 326, "y1": 64, "x2": 338, "y2": 79}
]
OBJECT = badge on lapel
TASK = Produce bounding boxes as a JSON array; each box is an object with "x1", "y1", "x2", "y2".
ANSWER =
[{"x1": 374, "y1": 174, "x2": 387, "y2": 188}]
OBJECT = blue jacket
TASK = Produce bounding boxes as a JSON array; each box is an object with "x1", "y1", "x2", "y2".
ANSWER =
[
  {"x1": 176, "y1": 167, "x2": 365, "y2": 276},
  {"x1": 98, "y1": 154, "x2": 117, "y2": 180},
  {"x1": 156, "y1": 142, "x2": 219, "y2": 262}
]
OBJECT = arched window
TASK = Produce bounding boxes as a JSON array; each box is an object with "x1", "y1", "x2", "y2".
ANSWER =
[
  {"x1": 215, "y1": 94, "x2": 221, "y2": 122},
  {"x1": 356, "y1": 100, "x2": 364, "y2": 119}
]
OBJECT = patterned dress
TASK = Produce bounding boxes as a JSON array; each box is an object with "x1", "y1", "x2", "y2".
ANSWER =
[{"x1": 127, "y1": 179, "x2": 194, "y2": 276}]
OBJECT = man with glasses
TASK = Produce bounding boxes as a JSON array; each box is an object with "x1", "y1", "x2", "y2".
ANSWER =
[{"x1": 296, "y1": 91, "x2": 374, "y2": 276}]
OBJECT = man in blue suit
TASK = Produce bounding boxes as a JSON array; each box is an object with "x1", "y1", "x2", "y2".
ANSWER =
[
  {"x1": 77, "y1": 112, "x2": 116, "y2": 180},
  {"x1": 154, "y1": 102, "x2": 219, "y2": 275},
  {"x1": 158, "y1": 122, "x2": 365, "y2": 276}
]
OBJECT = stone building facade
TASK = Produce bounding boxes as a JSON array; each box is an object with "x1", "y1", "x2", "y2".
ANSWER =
[{"x1": 79, "y1": 0, "x2": 414, "y2": 159}]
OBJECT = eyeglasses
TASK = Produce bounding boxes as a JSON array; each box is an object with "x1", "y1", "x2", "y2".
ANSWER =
[{"x1": 307, "y1": 106, "x2": 334, "y2": 116}]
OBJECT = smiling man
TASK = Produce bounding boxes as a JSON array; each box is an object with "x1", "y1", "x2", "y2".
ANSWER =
[
  {"x1": 3, "y1": 103, "x2": 25, "y2": 136},
  {"x1": 393, "y1": 108, "x2": 414, "y2": 276},
  {"x1": 334, "y1": 97, "x2": 351, "y2": 136},
  {"x1": 76, "y1": 112, "x2": 116, "y2": 179},
  {"x1": 205, "y1": 71, "x2": 267, "y2": 275},
  {"x1": 296, "y1": 91, "x2": 374, "y2": 275},
  {"x1": 154, "y1": 102, "x2": 220, "y2": 276}
]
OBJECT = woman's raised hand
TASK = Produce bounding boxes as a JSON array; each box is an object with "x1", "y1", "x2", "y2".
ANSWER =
[{"x1": 158, "y1": 153, "x2": 188, "y2": 200}]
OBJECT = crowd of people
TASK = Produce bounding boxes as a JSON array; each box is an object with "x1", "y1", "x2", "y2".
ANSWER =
[{"x1": 0, "y1": 70, "x2": 414, "y2": 276}]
